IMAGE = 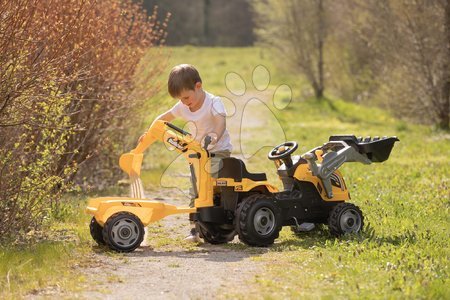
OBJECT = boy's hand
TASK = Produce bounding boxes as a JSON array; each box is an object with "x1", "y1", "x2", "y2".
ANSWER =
[{"x1": 205, "y1": 135, "x2": 218, "y2": 150}]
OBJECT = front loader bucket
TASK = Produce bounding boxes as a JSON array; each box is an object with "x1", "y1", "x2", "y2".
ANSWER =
[
  {"x1": 358, "y1": 137, "x2": 399, "y2": 162},
  {"x1": 329, "y1": 135, "x2": 399, "y2": 163},
  {"x1": 119, "y1": 152, "x2": 143, "y2": 176}
]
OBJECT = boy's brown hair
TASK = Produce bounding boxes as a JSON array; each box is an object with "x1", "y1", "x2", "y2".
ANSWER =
[{"x1": 168, "y1": 64, "x2": 202, "y2": 98}]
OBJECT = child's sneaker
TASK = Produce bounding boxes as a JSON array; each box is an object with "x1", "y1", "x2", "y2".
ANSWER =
[{"x1": 184, "y1": 228, "x2": 202, "y2": 243}]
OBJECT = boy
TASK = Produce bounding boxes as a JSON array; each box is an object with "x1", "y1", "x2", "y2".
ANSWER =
[{"x1": 140, "y1": 64, "x2": 232, "y2": 242}]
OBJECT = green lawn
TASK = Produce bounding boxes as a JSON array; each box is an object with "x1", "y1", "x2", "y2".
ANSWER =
[
  {"x1": 1, "y1": 47, "x2": 448, "y2": 299},
  {"x1": 0, "y1": 196, "x2": 91, "y2": 299}
]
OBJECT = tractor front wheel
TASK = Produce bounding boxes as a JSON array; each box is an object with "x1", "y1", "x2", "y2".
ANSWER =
[
  {"x1": 328, "y1": 203, "x2": 364, "y2": 236},
  {"x1": 236, "y1": 194, "x2": 281, "y2": 247},
  {"x1": 102, "y1": 212, "x2": 144, "y2": 252}
]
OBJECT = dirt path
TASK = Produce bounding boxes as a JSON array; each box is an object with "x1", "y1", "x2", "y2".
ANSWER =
[
  {"x1": 76, "y1": 190, "x2": 266, "y2": 300},
  {"x1": 67, "y1": 90, "x2": 281, "y2": 299}
]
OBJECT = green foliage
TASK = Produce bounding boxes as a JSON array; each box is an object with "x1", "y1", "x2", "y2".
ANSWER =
[
  {"x1": 0, "y1": 88, "x2": 76, "y2": 242},
  {"x1": 0, "y1": 242, "x2": 74, "y2": 299},
  {"x1": 0, "y1": 0, "x2": 168, "y2": 242},
  {"x1": 0, "y1": 194, "x2": 92, "y2": 299}
]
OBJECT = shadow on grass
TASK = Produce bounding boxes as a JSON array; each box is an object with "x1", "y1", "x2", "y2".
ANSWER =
[
  {"x1": 91, "y1": 225, "x2": 420, "y2": 261},
  {"x1": 269, "y1": 224, "x2": 420, "y2": 251},
  {"x1": 272, "y1": 227, "x2": 334, "y2": 251},
  {"x1": 371, "y1": 230, "x2": 420, "y2": 246}
]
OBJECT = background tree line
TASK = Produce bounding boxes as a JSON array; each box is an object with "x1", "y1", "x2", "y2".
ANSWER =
[
  {"x1": 254, "y1": 0, "x2": 449, "y2": 130},
  {"x1": 145, "y1": 0, "x2": 448, "y2": 129},
  {"x1": 142, "y1": 0, "x2": 255, "y2": 46}
]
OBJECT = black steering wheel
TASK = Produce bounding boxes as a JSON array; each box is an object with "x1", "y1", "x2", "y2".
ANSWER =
[{"x1": 268, "y1": 141, "x2": 298, "y2": 160}]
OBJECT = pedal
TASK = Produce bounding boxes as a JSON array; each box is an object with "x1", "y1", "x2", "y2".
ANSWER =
[
  {"x1": 292, "y1": 217, "x2": 315, "y2": 232},
  {"x1": 298, "y1": 222, "x2": 315, "y2": 232}
]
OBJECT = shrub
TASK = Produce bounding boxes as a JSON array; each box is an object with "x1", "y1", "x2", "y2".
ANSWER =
[{"x1": 0, "y1": 0, "x2": 168, "y2": 242}]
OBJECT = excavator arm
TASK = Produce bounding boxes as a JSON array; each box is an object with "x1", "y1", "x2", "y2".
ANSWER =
[
  {"x1": 119, "y1": 120, "x2": 214, "y2": 207},
  {"x1": 120, "y1": 120, "x2": 197, "y2": 176}
]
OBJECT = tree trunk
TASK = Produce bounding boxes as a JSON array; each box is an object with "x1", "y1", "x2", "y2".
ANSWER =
[
  {"x1": 317, "y1": 0, "x2": 325, "y2": 99},
  {"x1": 314, "y1": 84, "x2": 324, "y2": 99},
  {"x1": 439, "y1": 84, "x2": 449, "y2": 130},
  {"x1": 203, "y1": 0, "x2": 211, "y2": 46},
  {"x1": 440, "y1": 0, "x2": 450, "y2": 130}
]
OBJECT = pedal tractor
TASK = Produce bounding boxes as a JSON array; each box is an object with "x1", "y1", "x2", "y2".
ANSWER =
[{"x1": 86, "y1": 121, "x2": 398, "y2": 252}]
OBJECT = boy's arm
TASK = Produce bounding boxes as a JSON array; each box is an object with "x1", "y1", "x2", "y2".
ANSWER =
[
  {"x1": 138, "y1": 111, "x2": 175, "y2": 142},
  {"x1": 209, "y1": 114, "x2": 226, "y2": 147},
  {"x1": 154, "y1": 110, "x2": 175, "y2": 123}
]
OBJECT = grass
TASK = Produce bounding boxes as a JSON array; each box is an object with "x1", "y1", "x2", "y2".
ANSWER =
[
  {"x1": 1, "y1": 47, "x2": 448, "y2": 298},
  {"x1": 0, "y1": 243, "x2": 75, "y2": 299},
  {"x1": 0, "y1": 195, "x2": 93, "y2": 299},
  {"x1": 253, "y1": 96, "x2": 449, "y2": 298}
]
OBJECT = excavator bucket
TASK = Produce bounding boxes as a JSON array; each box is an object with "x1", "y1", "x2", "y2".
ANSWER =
[{"x1": 119, "y1": 152, "x2": 143, "y2": 177}]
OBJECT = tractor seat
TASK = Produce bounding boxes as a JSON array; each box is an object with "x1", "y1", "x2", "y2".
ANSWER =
[{"x1": 218, "y1": 157, "x2": 267, "y2": 182}]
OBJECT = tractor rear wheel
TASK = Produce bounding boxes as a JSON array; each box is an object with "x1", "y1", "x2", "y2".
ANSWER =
[
  {"x1": 196, "y1": 222, "x2": 236, "y2": 244},
  {"x1": 328, "y1": 203, "x2": 364, "y2": 236},
  {"x1": 90, "y1": 217, "x2": 106, "y2": 245},
  {"x1": 236, "y1": 194, "x2": 281, "y2": 247},
  {"x1": 102, "y1": 212, "x2": 144, "y2": 252}
]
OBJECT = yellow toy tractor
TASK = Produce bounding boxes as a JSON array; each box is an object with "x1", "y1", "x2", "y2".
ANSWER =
[{"x1": 86, "y1": 120, "x2": 398, "y2": 252}]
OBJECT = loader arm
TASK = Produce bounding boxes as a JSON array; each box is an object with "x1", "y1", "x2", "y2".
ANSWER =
[{"x1": 303, "y1": 135, "x2": 399, "y2": 198}]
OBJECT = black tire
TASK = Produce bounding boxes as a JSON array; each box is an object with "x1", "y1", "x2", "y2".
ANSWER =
[
  {"x1": 328, "y1": 203, "x2": 364, "y2": 236},
  {"x1": 102, "y1": 212, "x2": 144, "y2": 252},
  {"x1": 90, "y1": 217, "x2": 106, "y2": 245},
  {"x1": 235, "y1": 194, "x2": 281, "y2": 247},
  {"x1": 196, "y1": 222, "x2": 236, "y2": 245}
]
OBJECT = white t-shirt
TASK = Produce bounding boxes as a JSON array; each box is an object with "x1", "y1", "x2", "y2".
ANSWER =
[{"x1": 170, "y1": 91, "x2": 233, "y2": 152}]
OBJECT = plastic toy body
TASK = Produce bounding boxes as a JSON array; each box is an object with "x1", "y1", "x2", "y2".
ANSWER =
[{"x1": 86, "y1": 121, "x2": 398, "y2": 252}]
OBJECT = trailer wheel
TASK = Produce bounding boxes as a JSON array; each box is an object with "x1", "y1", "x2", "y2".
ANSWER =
[
  {"x1": 102, "y1": 212, "x2": 144, "y2": 252},
  {"x1": 196, "y1": 222, "x2": 236, "y2": 244},
  {"x1": 236, "y1": 194, "x2": 281, "y2": 247},
  {"x1": 328, "y1": 203, "x2": 364, "y2": 236},
  {"x1": 90, "y1": 217, "x2": 106, "y2": 245}
]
